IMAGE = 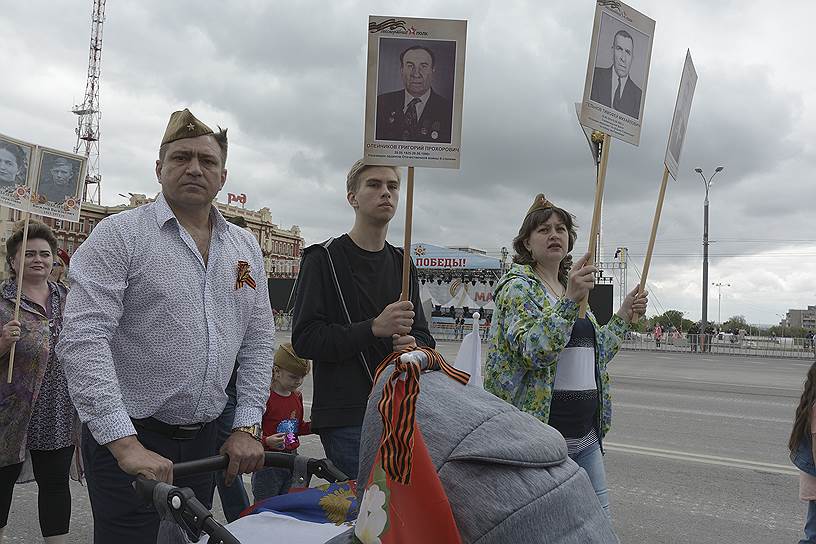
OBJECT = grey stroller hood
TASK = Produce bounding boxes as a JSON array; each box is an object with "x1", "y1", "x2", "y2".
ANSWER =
[{"x1": 328, "y1": 364, "x2": 617, "y2": 544}]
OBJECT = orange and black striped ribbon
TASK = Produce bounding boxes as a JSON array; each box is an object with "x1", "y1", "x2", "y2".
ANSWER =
[
  {"x1": 235, "y1": 260, "x2": 257, "y2": 290},
  {"x1": 373, "y1": 347, "x2": 470, "y2": 483}
]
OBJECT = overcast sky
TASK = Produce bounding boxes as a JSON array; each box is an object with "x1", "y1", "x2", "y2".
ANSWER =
[{"x1": 1, "y1": 0, "x2": 814, "y2": 325}]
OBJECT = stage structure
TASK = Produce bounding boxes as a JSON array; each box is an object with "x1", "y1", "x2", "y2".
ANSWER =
[{"x1": 409, "y1": 243, "x2": 502, "y2": 338}]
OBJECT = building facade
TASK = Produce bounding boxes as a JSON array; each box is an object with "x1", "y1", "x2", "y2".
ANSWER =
[
  {"x1": 785, "y1": 306, "x2": 816, "y2": 331},
  {"x1": 0, "y1": 193, "x2": 303, "y2": 280}
]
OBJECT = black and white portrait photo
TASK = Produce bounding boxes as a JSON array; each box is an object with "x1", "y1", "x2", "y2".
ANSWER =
[
  {"x1": 35, "y1": 151, "x2": 82, "y2": 204},
  {"x1": 665, "y1": 51, "x2": 698, "y2": 178},
  {"x1": 589, "y1": 14, "x2": 649, "y2": 120},
  {"x1": 580, "y1": 1, "x2": 655, "y2": 147},
  {"x1": 374, "y1": 39, "x2": 456, "y2": 143},
  {"x1": 364, "y1": 15, "x2": 467, "y2": 169},
  {"x1": 0, "y1": 135, "x2": 32, "y2": 189}
]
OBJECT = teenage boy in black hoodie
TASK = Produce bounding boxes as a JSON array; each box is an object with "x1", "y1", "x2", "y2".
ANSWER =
[{"x1": 291, "y1": 160, "x2": 434, "y2": 480}]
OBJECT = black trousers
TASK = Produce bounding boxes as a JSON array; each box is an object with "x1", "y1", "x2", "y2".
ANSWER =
[
  {"x1": 82, "y1": 422, "x2": 217, "y2": 544},
  {"x1": 0, "y1": 445, "x2": 75, "y2": 536}
]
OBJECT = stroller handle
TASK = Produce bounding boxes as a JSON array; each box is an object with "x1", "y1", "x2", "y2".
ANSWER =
[
  {"x1": 133, "y1": 453, "x2": 349, "y2": 544},
  {"x1": 133, "y1": 477, "x2": 240, "y2": 544},
  {"x1": 173, "y1": 452, "x2": 349, "y2": 482}
]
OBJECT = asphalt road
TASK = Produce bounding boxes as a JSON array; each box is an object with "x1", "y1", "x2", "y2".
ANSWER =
[
  {"x1": 4, "y1": 340, "x2": 812, "y2": 543},
  {"x1": 605, "y1": 350, "x2": 807, "y2": 543}
]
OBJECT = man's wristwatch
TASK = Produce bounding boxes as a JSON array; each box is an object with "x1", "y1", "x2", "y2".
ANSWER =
[{"x1": 232, "y1": 424, "x2": 263, "y2": 442}]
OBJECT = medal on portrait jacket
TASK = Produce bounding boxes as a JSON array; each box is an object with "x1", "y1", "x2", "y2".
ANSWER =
[{"x1": 235, "y1": 260, "x2": 257, "y2": 290}]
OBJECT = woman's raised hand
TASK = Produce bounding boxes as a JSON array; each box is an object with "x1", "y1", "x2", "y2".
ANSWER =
[
  {"x1": 565, "y1": 252, "x2": 596, "y2": 304},
  {"x1": 617, "y1": 287, "x2": 649, "y2": 323}
]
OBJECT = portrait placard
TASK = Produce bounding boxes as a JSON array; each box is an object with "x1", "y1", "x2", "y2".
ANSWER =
[
  {"x1": 31, "y1": 147, "x2": 87, "y2": 221},
  {"x1": 364, "y1": 16, "x2": 467, "y2": 169},
  {"x1": 0, "y1": 133, "x2": 36, "y2": 212},
  {"x1": 664, "y1": 50, "x2": 697, "y2": 179},
  {"x1": 580, "y1": 0, "x2": 655, "y2": 146},
  {"x1": 574, "y1": 102, "x2": 600, "y2": 165}
]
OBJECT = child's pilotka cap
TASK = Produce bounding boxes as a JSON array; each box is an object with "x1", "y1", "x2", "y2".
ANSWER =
[{"x1": 274, "y1": 342, "x2": 310, "y2": 377}]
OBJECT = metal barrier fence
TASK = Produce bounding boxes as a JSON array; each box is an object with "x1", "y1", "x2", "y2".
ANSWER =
[
  {"x1": 283, "y1": 316, "x2": 814, "y2": 360},
  {"x1": 430, "y1": 327, "x2": 815, "y2": 360},
  {"x1": 621, "y1": 333, "x2": 816, "y2": 359},
  {"x1": 431, "y1": 323, "x2": 490, "y2": 343}
]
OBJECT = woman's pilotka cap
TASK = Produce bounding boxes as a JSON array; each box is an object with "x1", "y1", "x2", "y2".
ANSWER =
[
  {"x1": 526, "y1": 193, "x2": 557, "y2": 216},
  {"x1": 56, "y1": 248, "x2": 70, "y2": 267}
]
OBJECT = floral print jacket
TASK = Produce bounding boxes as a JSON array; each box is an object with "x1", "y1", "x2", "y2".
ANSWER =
[{"x1": 484, "y1": 264, "x2": 629, "y2": 440}]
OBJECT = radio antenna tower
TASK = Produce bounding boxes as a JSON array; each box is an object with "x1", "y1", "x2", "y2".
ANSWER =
[{"x1": 72, "y1": 0, "x2": 106, "y2": 205}]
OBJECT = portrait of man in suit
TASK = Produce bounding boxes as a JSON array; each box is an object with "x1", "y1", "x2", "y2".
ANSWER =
[
  {"x1": 590, "y1": 29, "x2": 643, "y2": 120},
  {"x1": 375, "y1": 45, "x2": 453, "y2": 143}
]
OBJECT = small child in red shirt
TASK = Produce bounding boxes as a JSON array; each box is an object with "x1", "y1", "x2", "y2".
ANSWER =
[{"x1": 251, "y1": 342, "x2": 312, "y2": 502}]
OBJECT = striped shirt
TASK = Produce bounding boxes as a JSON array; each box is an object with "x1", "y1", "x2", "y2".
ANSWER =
[
  {"x1": 545, "y1": 291, "x2": 599, "y2": 455},
  {"x1": 57, "y1": 193, "x2": 276, "y2": 445}
]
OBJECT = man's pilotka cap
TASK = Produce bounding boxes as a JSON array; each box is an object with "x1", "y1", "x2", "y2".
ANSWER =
[
  {"x1": 161, "y1": 108, "x2": 217, "y2": 146},
  {"x1": 274, "y1": 342, "x2": 311, "y2": 377}
]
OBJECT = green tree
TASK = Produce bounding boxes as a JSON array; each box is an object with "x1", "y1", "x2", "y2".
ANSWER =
[
  {"x1": 721, "y1": 315, "x2": 748, "y2": 333},
  {"x1": 653, "y1": 310, "x2": 688, "y2": 331},
  {"x1": 768, "y1": 325, "x2": 808, "y2": 338},
  {"x1": 626, "y1": 317, "x2": 647, "y2": 332}
]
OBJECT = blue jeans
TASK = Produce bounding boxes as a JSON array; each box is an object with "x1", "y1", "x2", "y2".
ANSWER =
[
  {"x1": 213, "y1": 367, "x2": 250, "y2": 521},
  {"x1": 251, "y1": 453, "x2": 298, "y2": 502},
  {"x1": 570, "y1": 441, "x2": 610, "y2": 519},
  {"x1": 318, "y1": 426, "x2": 362, "y2": 481},
  {"x1": 801, "y1": 500, "x2": 816, "y2": 544}
]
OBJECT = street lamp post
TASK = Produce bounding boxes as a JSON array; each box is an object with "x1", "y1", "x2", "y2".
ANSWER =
[
  {"x1": 694, "y1": 166, "x2": 724, "y2": 341},
  {"x1": 712, "y1": 281, "x2": 730, "y2": 326}
]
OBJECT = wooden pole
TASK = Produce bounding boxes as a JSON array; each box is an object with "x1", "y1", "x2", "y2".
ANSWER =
[
  {"x1": 633, "y1": 166, "x2": 670, "y2": 322},
  {"x1": 400, "y1": 167, "x2": 415, "y2": 302},
  {"x1": 579, "y1": 134, "x2": 611, "y2": 318},
  {"x1": 6, "y1": 213, "x2": 30, "y2": 383}
]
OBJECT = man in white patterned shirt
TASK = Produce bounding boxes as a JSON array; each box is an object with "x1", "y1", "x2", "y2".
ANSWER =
[{"x1": 57, "y1": 109, "x2": 275, "y2": 543}]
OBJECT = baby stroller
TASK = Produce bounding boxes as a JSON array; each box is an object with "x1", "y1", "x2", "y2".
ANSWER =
[
  {"x1": 138, "y1": 350, "x2": 618, "y2": 543},
  {"x1": 134, "y1": 452, "x2": 351, "y2": 543}
]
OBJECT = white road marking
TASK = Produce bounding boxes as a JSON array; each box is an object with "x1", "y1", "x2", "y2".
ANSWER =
[
  {"x1": 614, "y1": 402, "x2": 791, "y2": 423},
  {"x1": 614, "y1": 385, "x2": 793, "y2": 407},
  {"x1": 605, "y1": 442, "x2": 799, "y2": 476}
]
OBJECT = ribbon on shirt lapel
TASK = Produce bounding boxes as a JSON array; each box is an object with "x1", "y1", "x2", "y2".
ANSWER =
[{"x1": 235, "y1": 260, "x2": 257, "y2": 290}]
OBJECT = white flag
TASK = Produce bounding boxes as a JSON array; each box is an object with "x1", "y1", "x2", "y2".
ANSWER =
[{"x1": 454, "y1": 312, "x2": 483, "y2": 388}]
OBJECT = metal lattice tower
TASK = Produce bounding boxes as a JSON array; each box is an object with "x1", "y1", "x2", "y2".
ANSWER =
[{"x1": 72, "y1": 0, "x2": 106, "y2": 205}]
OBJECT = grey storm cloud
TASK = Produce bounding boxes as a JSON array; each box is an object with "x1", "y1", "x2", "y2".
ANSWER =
[{"x1": 1, "y1": 0, "x2": 814, "y2": 324}]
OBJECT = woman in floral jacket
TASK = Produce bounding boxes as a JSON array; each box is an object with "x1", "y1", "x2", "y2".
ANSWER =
[
  {"x1": 0, "y1": 221, "x2": 78, "y2": 543},
  {"x1": 485, "y1": 194, "x2": 647, "y2": 518}
]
